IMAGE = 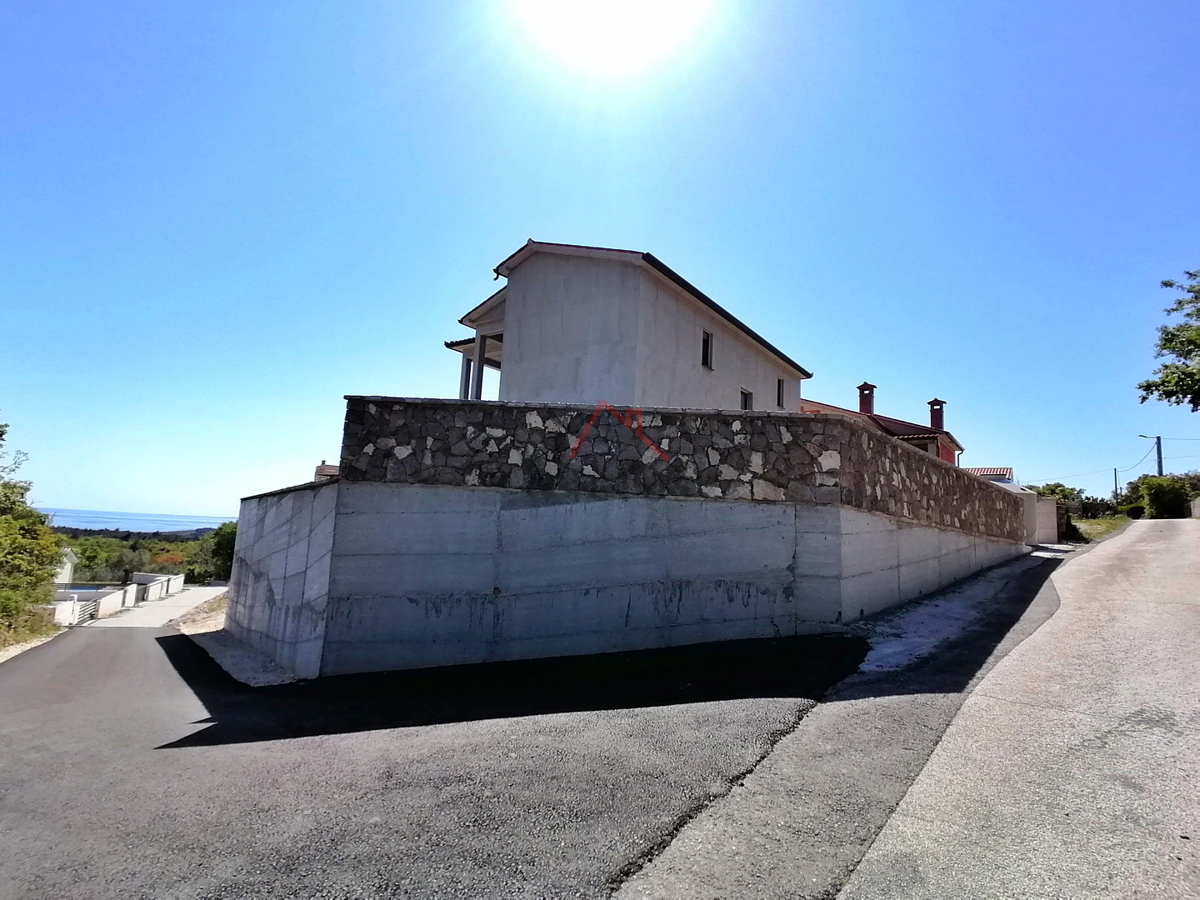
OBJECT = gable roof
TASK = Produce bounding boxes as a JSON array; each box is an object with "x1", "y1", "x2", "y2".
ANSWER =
[{"x1": 491, "y1": 240, "x2": 813, "y2": 380}]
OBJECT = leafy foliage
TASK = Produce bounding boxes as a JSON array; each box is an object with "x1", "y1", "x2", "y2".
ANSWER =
[
  {"x1": 1116, "y1": 471, "x2": 1200, "y2": 507},
  {"x1": 209, "y1": 522, "x2": 237, "y2": 581},
  {"x1": 1027, "y1": 482, "x2": 1084, "y2": 504},
  {"x1": 0, "y1": 415, "x2": 63, "y2": 636},
  {"x1": 65, "y1": 520, "x2": 236, "y2": 585},
  {"x1": 1139, "y1": 476, "x2": 1191, "y2": 519},
  {"x1": 1138, "y1": 270, "x2": 1200, "y2": 410},
  {"x1": 1079, "y1": 496, "x2": 1118, "y2": 518}
]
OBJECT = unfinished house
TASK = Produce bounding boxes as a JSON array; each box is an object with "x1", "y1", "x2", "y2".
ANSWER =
[{"x1": 227, "y1": 241, "x2": 1027, "y2": 678}]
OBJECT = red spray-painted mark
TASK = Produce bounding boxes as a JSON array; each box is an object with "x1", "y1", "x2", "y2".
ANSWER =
[{"x1": 566, "y1": 401, "x2": 671, "y2": 462}]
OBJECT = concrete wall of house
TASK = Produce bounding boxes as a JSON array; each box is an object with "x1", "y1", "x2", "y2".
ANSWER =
[
  {"x1": 225, "y1": 481, "x2": 337, "y2": 679},
  {"x1": 633, "y1": 268, "x2": 799, "y2": 411},
  {"x1": 498, "y1": 254, "x2": 643, "y2": 406},
  {"x1": 1035, "y1": 497, "x2": 1059, "y2": 543},
  {"x1": 309, "y1": 483, "x2": 1024, "y2": 676},
  {"x1": 1190, "y1": 496, "x2": 1200, "y2": 518},
  {"x1": 53, "y1": 556, "x2": 75, "y2": 586},
  {"x1": 495, "y1": 254, "x2": 799, "y2": 412}
]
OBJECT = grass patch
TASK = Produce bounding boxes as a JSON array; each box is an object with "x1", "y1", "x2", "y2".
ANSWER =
[
  {"x1": 0, "y1": 606, "x2": 61, "y2": 650},
  {"x1": 1074, "y1": 515, "x2": 1131, "y2": 542}
]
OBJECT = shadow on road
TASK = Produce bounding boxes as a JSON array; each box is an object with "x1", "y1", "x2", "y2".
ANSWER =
[
  {"x1": 156, "y1": 631, "x2": 868, "y2": 748},
  {"x1": 156, "y1": 553, "x2": 1066, "y2": 749},
  {"x1": 837, "y1": 553, "x2": 1064, "y2": 701}
]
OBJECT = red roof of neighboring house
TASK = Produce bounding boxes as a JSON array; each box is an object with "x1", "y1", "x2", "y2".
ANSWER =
[
  {"x1": 962, "y1": 467, "x2": 1014, "y2": 479},
  {"x1": 799, "y1": 400, "x2": 964, "y2": 453}
]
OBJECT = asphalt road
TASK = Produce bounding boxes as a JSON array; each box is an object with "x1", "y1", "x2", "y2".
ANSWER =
[
  {"x1": 5, "y1": 521, "x2": 1191, "y2": 898},
  {"x1": 0, "y1": 612, "x2": 862, "y2": 898},
  {"x1": 840, "y1": 519, "x2": 1200, "y2": 898}
]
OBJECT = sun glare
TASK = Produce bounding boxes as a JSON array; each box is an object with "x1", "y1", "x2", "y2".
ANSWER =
[{"x1": 508, "y1": 0, "x2": 717, "y2": 79}]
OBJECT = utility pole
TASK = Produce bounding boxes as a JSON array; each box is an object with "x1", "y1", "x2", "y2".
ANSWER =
[
  {"x1": 1138, "y1": 434, "x2": 1165, "y2": 477},
  {"x1": 1113, "y1": 467, "x2": 1119, "y2": 503}
]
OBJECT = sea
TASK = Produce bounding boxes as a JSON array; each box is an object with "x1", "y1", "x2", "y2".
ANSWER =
[{"x1": 36, "y1": 508, "x2": 236, "y2": 533}]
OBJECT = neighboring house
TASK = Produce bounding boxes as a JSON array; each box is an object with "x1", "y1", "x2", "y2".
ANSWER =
[
  {"x1": 314, "y1": 461, "x2": 340, "y2": 482},
  {"x1": 799, "y1": 383, "x2": 963, "y2": 464},
  {"x1": 961, "y1": 466, "x2": 1060, "y2": 544},
  {"x1": 53, "y1": 547, "x2": 78, "y2": 586},
  {"x1": 446, "y1": 241, "x2": 964, "y2": 462},
  {"x1": 962, "y1": 467, "x2": 1015, "y2": 484}
]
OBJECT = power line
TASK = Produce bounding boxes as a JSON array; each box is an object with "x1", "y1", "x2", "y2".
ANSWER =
[
  {"x1": 1118, "y1": 444, "x2": 1157, "y2": 472},
  {"x1": 1161, "y1": 437, "x2": 1200, "y2": 441},
  {"x1": 1028, "y1": 445, "x2": 1157, "y2": 483}
]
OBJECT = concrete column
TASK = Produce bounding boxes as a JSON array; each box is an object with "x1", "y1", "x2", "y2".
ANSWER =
[
  {"x1": 458, "y1": 353, "x2": 472, "y2": 400},
  {"x1": 470, "y1": 333, "x2": 486, "y2": 400}
]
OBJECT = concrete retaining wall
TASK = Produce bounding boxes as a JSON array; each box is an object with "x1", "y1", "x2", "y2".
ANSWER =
[
  {"x1": 225, "y1": 481, "x2": 337, "y2": 678},
  {"x1": 227, "y1": 481, "x2": 1026, "y2": 678}
]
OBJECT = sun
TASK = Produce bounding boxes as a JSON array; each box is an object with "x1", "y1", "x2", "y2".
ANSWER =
[{"x1": 507, "y1": 0, "x2": 717, "y2": 79}]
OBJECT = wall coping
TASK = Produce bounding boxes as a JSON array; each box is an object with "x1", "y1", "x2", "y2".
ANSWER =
[{"x1": 241, "y1": 477, "x2": 339, "y2": 503}]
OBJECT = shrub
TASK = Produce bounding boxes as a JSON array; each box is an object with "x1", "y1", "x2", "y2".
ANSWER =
[
  {"x1": 1120, "y1": 504, "x2": 1145, "y2": 519},
  {"x1": 1080, "y1": 496, "x2": 1118, "y2": 518},
  {"x1": 1140, "y1": 477, "x2": 1190, "y2": 519}
]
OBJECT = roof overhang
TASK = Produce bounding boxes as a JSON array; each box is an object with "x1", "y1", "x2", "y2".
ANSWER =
[
  {"x1": 491, "y1": 240, "x2": 813, "y2": 380},
  {"x1": 445, "y1": 336, "x2": 502, "y2": 369},
  {"x1": 458, "y1": 286, "x2": 507, "y2": 329}
]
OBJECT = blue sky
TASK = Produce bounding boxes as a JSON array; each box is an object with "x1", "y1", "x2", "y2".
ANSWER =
[{"x1": 3, "y1": 0, "x2": 1198, "y2": 516}]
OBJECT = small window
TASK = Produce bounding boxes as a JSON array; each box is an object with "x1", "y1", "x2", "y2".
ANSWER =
[
  {"x1": 701, "y1": 330, "x2": 713, "y2": 369},
  {"x1": 776, "y1": 378, "x2": 785, "y2": 408},
  {"x1": 740, "y1": 390, "x2": 753, "y2": 411}
]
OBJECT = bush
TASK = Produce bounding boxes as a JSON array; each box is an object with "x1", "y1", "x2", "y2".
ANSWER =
[
  {"x1": 1120, "y1": 504, "x2": 1145, "y2": 519},
  {"x1": 1140, "y1": 477, "x2": 1190, "y2": 518},
  {"x1": 1080, "y1": 496, "x2": 1118, "y2": 518}
]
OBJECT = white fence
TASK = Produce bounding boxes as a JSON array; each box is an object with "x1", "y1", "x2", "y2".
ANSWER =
[{"x1": 50, "y1": 574, "x2": 187, "y2": 625}]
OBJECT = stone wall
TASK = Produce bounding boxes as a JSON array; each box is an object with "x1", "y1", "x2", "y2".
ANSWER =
[{"x1": 340, "y1": 398, "x2": 1023, "y2": 542}]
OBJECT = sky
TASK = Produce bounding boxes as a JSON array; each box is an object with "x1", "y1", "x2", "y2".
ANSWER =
[{"x1": 2, "y1": 0, "x2": 1199, "y2": 517}]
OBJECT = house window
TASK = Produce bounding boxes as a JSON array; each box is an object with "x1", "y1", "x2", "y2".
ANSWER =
[
  {"x1": 701, "y1": 330, "x2": 713, "y2": 369},
  {"x1": 776, "y1": 378, "x2": 785, "y2": 408},
  {"x1": 740, "y1": 390, "x2": 753, "y2": 411}
]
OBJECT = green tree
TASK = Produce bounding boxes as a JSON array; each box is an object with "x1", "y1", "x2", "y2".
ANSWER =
[
  {"x1": 0, "y1": 416, "x2": 63, "y2": 633},
  {"x1": 210, "y1": 522, "x2": 237, "y2": 581},
  {"x1": 1118, "y1": 471, "x2": 1200, "y2": 506},
  {"x1": 1139, "y1": 476, "x2": 1191, "y2": 518},
  {"x1": 1138, "y1": 270, "x2": 1200, "y2": 410},
  {"x1": 1028, "y1": 482, "x2": 1084, "y2": 504}
]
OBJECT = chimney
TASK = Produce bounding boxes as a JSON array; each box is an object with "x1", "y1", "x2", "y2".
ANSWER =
[
  {"x1": 928, "y1": 398, "x2": 946, "y2": 430},
  {"x1": 857, "y1": 382, "x2": 876, "y2": 415}
]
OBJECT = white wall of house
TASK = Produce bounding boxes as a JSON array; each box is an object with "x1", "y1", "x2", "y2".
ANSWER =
[
  {"x1": 498, "y1": 254, "x2": 642, "y2": 406},
  {"x1": 495, "y1": 252, "x2": 802, "y2": 411},
  {"x1": 634, "y1": 268, "x2": 800, "y2": 411}
]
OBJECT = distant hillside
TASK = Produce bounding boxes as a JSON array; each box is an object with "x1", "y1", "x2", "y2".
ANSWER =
[{"x1": 51, "y1": 526, "x2": 216, "y2": 542}]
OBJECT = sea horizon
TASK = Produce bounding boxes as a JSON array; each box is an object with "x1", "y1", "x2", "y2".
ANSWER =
[{"x1": 37, "y1": 507, "x2": 237, "y2": 533}]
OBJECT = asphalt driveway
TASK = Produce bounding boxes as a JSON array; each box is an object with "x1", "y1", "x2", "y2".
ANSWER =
[{"x1": 0, "y1": 615, "x2": 862, "y2": 898}]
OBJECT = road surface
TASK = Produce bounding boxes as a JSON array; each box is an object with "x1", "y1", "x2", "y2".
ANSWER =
[
  {"x1": 840, "y1": 519, "x2": 1199, "y2": 898},
  {"x1": 0, "y1": 594, "x2": 860, "y2": 898},
  {"x1": 1, "y1": 521, "x2": 1194, "y2": 897}
]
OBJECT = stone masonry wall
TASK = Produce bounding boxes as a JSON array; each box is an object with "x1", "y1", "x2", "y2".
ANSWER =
[{"x1": 340, "y1": 397, "x2": 1023, "y2": 542}]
